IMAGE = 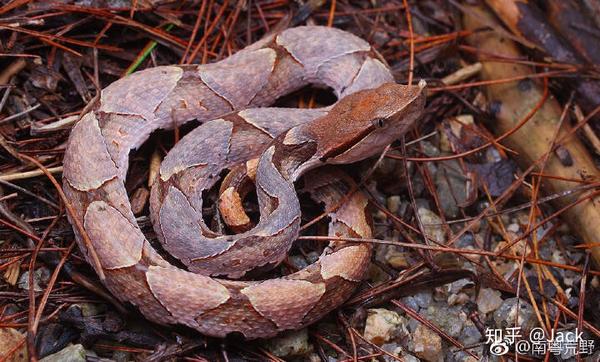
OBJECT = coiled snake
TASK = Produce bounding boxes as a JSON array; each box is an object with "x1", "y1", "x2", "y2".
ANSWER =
[{"x1": 62, "y1": 26, "x2": 425, "y2": 338}]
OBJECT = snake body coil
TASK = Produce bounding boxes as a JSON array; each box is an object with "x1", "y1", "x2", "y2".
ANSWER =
[{"x1": 62, "y1": 26, "x2": 425, "y2": 338}]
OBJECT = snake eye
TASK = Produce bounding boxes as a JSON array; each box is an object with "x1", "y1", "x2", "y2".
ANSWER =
[{"x1": 372, "y1": 118, "x2": 386, "y2": 128}]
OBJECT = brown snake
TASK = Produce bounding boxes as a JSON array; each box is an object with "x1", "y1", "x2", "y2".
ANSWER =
[{"x1": 62, "y1": 26, "x2": 426, "y2": 338}]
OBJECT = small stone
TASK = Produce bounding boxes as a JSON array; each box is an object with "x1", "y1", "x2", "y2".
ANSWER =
[
  {"x1": 263, "y1": 329, "x2": 312, "y2": 358},
  {"x1": 111, "y1": 350, "x2": 130, "y2": 362},
  {"x1": 401, "y1": 296, "x2": 420, "y2": 313},
  {"x1": 411, "y1": 324, "x2": 443, "y2": 362},
  {"x1": 438, "y1": 125, "x2": 452, "y2": 154},
  {"x1": 40, "y1": 344, "x2": 86, "y2": 362},
  {"x1": 473, "y1": 92, "x2": 487, "y2": 109},
  {"x1": 288, "y1": 255, "x2": 309, "y2": 270},
  {"x1": 368, "y1": 263, "x2": 392, "y2": 284},
  {"x1": 387, "y1": 196, "x2": 401, "y2": 214},
  {"x1": 568, "y1": 249, "x2": 585, "y2": 264},
  {"x1": 460, "y1": 324, "x2": 482, "y2": 346},
  {"x1": 454, "y1": 353, "x2": 479, "y2": 362},
  {"x1": 364, "y1": 309, "x2": 406, "y2": 345},
  {"x1": 73, "y1": 303, "x2": 105, "y2": 317},
  {"x1": 0, "y1": 328, "x2": 28, "y2": 362},
  {"x1": 381, "y1": 343, "x2": 421, "y2": 362},
  {"x1": 551, "y1": 250, "x2": 566, "y2": 265},
  {"x1": 477, "y1": 288, "x2": 503, "y2": 314},
  {"x1": 305, "y1": 251, "x2": 319, "y2": 264},
  {"x1": 563, "y1": 270, "x2": 580, "y2": 287},
  {"x1": 537, "y1": 238, "x2": 555, "y2": 261},
  {"x1": 495, "y1": 236, "x2": 527, "y2": 257},
  {"x1": 2, "y1": 304, "x2": 19, "y2": 316},
  {"x1": 306, "y1": 353, "x2": 322, "y2": 362},
  {"x1": 407, "y1": 317, "x2": 420, "y2": 333},
  {"x1": 493, "y1": 298, "x2": 535, "y2": 331},
  {"x1": 371, "y1": 30, "x2": 390, "y2": 46},
  {"x1": 506, "y1": 223, "x2": 520, "y2": 233},
  {"x1": 448, "y1": 292, "x2": 470, "y2": 306},
  {"x1": 36, "y1": 323, "x2": 77, "y2": 357},
  {"x1": 417, "y1": 208, "x2": 445, "y2": 244},
  {"x1": 492, "y1": 258, "x2": 519, "y2": 278},
  {"x1": 421, "y1": 141, "x2": 441, "y2": 157},
  {"x1": 456, "y1": 233, "x2": 475, "y2": 248},
  {"x1": 18, "y1": 267, "x2": 50, "y2": 292},
  {"x1": 549, "y1": 329, "x2": 582, "y2": 360},
  {"x1": 413, "y1": 291, "x2": 433, "y2": 309},
  {"x1": 433, "y1": 286, "x2": 448, "y2": 302},
  {"x1": 401, "y1": 353, "x2": 420, "y2": 362},
  {"x1": 422, "y1": 304, "x2": 464, "y2": 338},
  {"x1": 434, "y1": 159, "x2": 468, "y2": 218},
  {"x1": 381, "y1": 343, "x2": 403, "y2": 362},
  {"x1": 384, "y1": 248, "x2": 411, "y2": 269},
  {"x1": 374, "y1": 210, "x2": 387, "y2": 221},
  {"x1": 451, "y1": 114, "x2": 475, "y2": 133},
  {"x1": 449, "y1": 278, "x2": 474, "y2": 294}
]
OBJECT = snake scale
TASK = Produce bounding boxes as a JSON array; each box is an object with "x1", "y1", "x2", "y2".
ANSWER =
[{"x1": 62, "y1": 26, "x2": 426, "y2": 338}]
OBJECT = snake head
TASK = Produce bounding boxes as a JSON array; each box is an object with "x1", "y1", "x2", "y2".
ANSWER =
[{"x1": 311, "y1": 81, "x2": 426, "y2": 164}]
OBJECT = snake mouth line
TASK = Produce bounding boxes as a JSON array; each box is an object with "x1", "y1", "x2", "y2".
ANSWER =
[{"x1": 320, "y1": 124, "x2": 376, "y2": 161}]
